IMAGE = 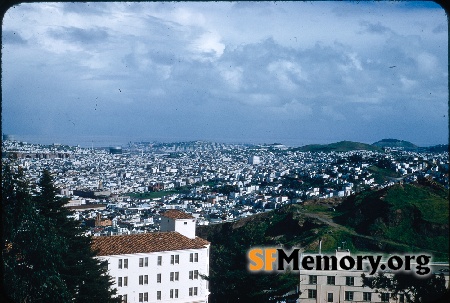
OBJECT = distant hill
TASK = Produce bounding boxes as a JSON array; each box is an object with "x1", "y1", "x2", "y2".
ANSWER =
[
  {"x1": 372, "y1": 138, "x2": 418, "y2": 150},
  {"x1": 295, "y1": 140, "x2": 382, "y2": 152},
  {"x1": 421, "y1": 144, "x2": 449, "y2": 153},
  {"x1": 335, "y1": 178, "x2": 449, "y2": 255}
]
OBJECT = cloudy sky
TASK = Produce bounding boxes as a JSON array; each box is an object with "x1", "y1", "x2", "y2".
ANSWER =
[{"x1": 2, "y1": 1, "x2": 448, "y2": 147}]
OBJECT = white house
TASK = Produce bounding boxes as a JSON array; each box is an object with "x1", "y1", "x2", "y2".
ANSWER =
[{"x1": 92, "y1": 210, "x2": 210, "y2": 303}]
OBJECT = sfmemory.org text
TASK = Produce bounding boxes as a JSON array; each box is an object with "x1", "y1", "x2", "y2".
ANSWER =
[{"x1": 247, "y1": 248, "x2": 432, "y2": 275}]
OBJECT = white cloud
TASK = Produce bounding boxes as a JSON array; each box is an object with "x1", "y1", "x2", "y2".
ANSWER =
[
  {"x1": 267, "y1": 60, "x2": 308, "y2": 90},
  {"x1": 190, "y1": 31, "x2": 225, "y2": 59}
]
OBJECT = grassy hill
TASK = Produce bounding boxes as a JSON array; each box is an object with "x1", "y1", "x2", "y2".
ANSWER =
[
  {"x1": 295, "y1": 140, "x2": 382, "y2": 152},
  {"x1": 335, "y1": 178, "x2": 449, "y2": 255},
  {"x1": 372, "y1": 138, "x2": 418, "y2": 150},
  {"x1": 198, "y1": 180, "x2": 448, "y2": 302}
]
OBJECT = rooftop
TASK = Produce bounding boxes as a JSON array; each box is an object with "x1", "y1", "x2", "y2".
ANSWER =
[
  {"x1": 92, "y1": 231, "x2": 209, "y2": 256},
  {"x1": 161, "y1": 209, "x2": 195, "y2": 220}
]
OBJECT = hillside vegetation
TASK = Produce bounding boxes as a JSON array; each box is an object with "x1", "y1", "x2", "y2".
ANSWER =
[
  {"x1": 199, "y1": 180, "x2": 449, "y2": 302},
  {"x1": 335, "y1": 178, "x2": 449, "y2": 255},
  {"x1": 372, "y1": 138, "x2": 418, "y2": 149},
  {"x1": 295, "y1": 140, "x2": 382, "y2": 152}
]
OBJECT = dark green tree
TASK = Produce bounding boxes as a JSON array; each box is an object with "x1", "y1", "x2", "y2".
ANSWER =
[
  {"x1": 2, "y1": 165, "x2": 71, "y2": 303},
  {"x1": 205, "y1": 219, "x2": 299, "y2": 303},
  {"x1": 362, "y1": 272, "x2": 448, "y2": 303},
  {"x1": 34, "y1": 169, "x2": 120, "y2": 303},
  {"x1": 2, "y1": 166, "x2": 119, "y2": 303}
]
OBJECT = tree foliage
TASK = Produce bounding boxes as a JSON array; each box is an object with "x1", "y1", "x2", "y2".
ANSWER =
[
  {"x1": 2, "y1": 165, "x2": 120, "y2": 303},
  {"x1": 205, "y1": 219, "x2": 299, "y2": 303},
  {"x1": 362, "y1": 272, "x2": 448, "y2": 303}
]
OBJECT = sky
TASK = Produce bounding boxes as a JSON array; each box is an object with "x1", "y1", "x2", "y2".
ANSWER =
[{"x1": 1, "y1": 1, "x2": 448, "y2": 147}]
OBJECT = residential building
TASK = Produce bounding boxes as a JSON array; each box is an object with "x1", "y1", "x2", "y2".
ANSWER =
[
  {"x1": 92, "y1": 210, "x2": 210, "y2": 303},
  {"x1": 299, "y1": 250, "x2": 449, "y2": 303}
]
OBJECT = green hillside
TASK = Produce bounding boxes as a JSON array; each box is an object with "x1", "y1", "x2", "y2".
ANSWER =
[
  {"x1": 295, "y1": 140, "x2": 382, "y2": 152},
  {"x1": 198, "y1": 181, "x2": 449, "y2": 302},
  {"x1": 335, "y1": 179, "x2": 449, "y2": 254},
  {"x1": 372, "y1": 138, "x2": 418, "y2": 150}
]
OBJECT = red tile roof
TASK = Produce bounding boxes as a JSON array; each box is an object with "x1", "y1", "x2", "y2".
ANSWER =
[
  {"x1": 161, "y1": 209, "x2": 194, "y2": 219},
  {"x1": 91, "y1": 232, "x2": 209, "y2": 256}
]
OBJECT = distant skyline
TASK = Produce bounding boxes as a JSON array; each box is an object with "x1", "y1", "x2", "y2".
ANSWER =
[{"x1": 2, "y1": 1, "x2": 448, "y2": 148}]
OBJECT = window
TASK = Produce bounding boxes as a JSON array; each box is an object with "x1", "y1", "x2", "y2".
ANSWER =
[
  {"x1": 170, "y1": 272, "x2": 174, "y2": 281},
  {"x1": 363, "y1": 292, "x2": 371, "y2": 301},
  {"x1": 139, "y1": 257, "x2": 148, "y2": 267},
  {"x1": 157, "y1": 291, "x2": 161, "y2": 300},
  {"x1": 308, "y1": 289, "x2": 317, "y2": 299},
  {"x1": 346, "y1": 276, "x2": 354, "y2": 286},
  {"x1": 381, "y1": 293, "x2": 390, "y2": 302},
  {"x1": 190, "y1": 252, "x2": 198, "y2": 262},
  {"x1": 144, "y1": 293, "x2": 148, "y2": 302},
  {"x1": 309, "y1": 275, "x2": 317, "y2": 284},
  {"x1": 170, "y1": 289, "x2": 178, "y2": 299},
  {"x1": 157, "y1": 273, "x2": 161, "y2": 283},
  {"x1": 345, "y1": 291, "x2": 354, "y2": 301},
  {"x1": 189, "y1": 288, "x2": 193, "y2": 296},
  {"x1": 171, "y1": 255, "x2": 175, "y2": 264},
  {"x1": 124, "y1": 276, "x2": 128, "y2": 286},
  {"x1": 194, "y1": 287, "x2": 198, "y2": 296},
  {"x1": 170, "y1": 272, "x2": 179, "y2": 281},
  {"x1": 139, "y1": 293, "x2": 143, "y2": 302},
  {"x1": 327, "y1": 276, "x2": 335, "y2": 285},
  {"x1": 189, "y1": 271, "x2": 193, "y2": 280},
  {"x1": 175, "y1": 255, "x2": 179, "y2": 264},
  {"x1": 139, "y1": 275, "x2": 148, "y2": 285},
  {"x1": 122, "y1": 294, "x2": 127, "y2": 303},
  {"x1": 118, "y1": 277, "x2": 122, "y2": 287},
  {"x1": 399, "y1": 294, "x2": 405, "y2": 303},
  {"x1": 157, "y1": 256, "x2": 162, "y2": 266},
  {"x1": 175, "y1": 272, "x2": 179, "y2": 281},
  {"x1": 184, "y1": 222, "x2": 187, "y2": 225},
  {"x1": 194, "y1": 270, "x2": 199, "y2": 279},
  {"x1": 327, "y1": 293, "x2": 333, "y2": 302},
  {"x1": 119, "y1": 258, "x2": 128, "y2": 269}
]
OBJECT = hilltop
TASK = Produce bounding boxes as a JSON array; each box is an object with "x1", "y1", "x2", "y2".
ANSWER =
[
  {"x1": 294, "y1": 140, "x2": 382, "y2": 152},
  {"x1": 372, "y1": 138, "x2": 418, "y2": 150}
]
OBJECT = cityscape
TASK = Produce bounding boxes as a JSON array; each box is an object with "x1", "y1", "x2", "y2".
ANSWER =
[
  {"x1": 2, "y1": 137, "x2": 449, "y2": 303},
  {"x1": 2, "y1": 1, "x2": 448, "y2": 303},
  {"x1": 2, "y1": 138, "x2": 448, "y2": 236}
]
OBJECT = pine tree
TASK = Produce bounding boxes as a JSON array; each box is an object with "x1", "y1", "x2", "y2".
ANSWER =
[
  {"x1": 2, "y1": 165, "x2": 119, "y2": 303},
  {"x1": 34, "y1": 169, "x2": 120, "y2": 303},
  {"x1": 2, "y1": 165, "x2": 71, "y2": 303}
]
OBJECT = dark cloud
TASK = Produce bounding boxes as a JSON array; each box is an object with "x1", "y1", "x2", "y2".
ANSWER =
[
  {"x1": 62, "y1": 2, "x2": 110, "y2": 15},
  {"x1": 2, "y1": 30, "x2": 27, "y2": 44},
  {"x1": 359, "y1": 21, "x2": 391, "y2": 34},
  {"x1": 48, "y1": 26, "x2": 109, "y2": 44}
]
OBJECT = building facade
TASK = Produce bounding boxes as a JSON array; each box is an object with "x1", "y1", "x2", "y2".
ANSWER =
[
  {"x1": 92, "y1": 210, "x2": 210, "y2": 303},
  {"x1": 299, "y1": 250, "x2": 449, "y2": 303}
]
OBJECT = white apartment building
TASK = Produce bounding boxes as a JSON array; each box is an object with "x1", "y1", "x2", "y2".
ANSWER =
[
  {"x1": 92, "y1": 210, "x2": 210, "y2": 303},
  {"x1": 299, "y1": 250, "x2": 449, "y2": 303}
]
